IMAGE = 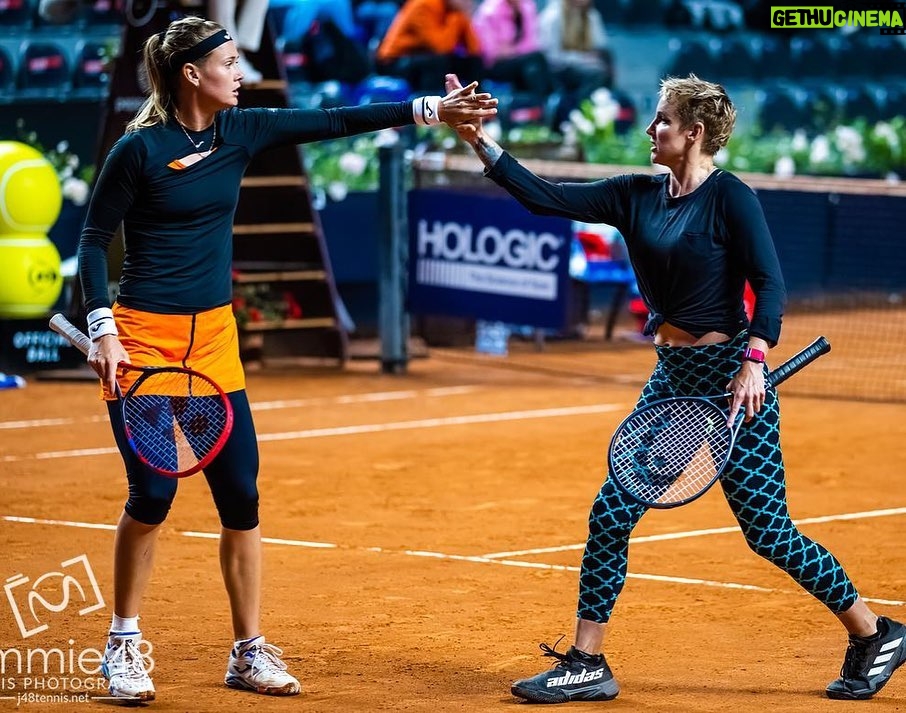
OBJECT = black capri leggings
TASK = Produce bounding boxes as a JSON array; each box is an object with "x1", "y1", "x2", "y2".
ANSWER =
[{"x1": 107, "y1": 390, "x2": 260, "y2": 530}]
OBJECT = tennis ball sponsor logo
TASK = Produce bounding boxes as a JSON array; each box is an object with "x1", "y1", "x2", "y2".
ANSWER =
[
  {"x1": 415, "y1": 220, "x2": 565, "y2": 300},
  {"x1": 770, "y1": 5, "x2": 905, "y2": 31},
  {"x1": 547, "y1": 667, "x2": 605, "y2": 687}
]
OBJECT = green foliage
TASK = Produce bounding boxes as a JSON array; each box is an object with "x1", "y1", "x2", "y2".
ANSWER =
[{"x1": 300, "y1": 101, "x2": 905, "y2": 201}]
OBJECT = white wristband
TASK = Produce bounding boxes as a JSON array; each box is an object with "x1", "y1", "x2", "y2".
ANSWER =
[
  {"x1": 412, "y1": 96, "x2": 442, "y2": 126},
  {"x1": 87, "y1": 307, "x2": 118, "y2": 341}
]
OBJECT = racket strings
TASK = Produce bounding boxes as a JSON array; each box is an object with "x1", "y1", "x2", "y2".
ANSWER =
[
  {"x1": 123, "y1": 371, "x2": 230, "y2": 475},
  {"x1": 611, "y1": 400, "x2": 733, "y2": 504}
]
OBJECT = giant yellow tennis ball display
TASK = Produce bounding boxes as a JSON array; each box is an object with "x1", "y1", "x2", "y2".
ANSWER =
[
  {"x1": 0, "y1": 235, "x2": 63, "y2": 317},
  {"x1": 0, "y1": 141, "x2": 64, "y2": 318},
  {"x1": 0, "y1": 141, "x2": 63, "y2": 234}
]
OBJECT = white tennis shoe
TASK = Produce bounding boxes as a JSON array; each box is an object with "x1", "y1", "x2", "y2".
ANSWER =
[
  {"x1": 225, "y1": 636, "x2": 301, "y2": 696},
  {"x1": 101, "y1": 632, "x2": 156, "y2": 701}
]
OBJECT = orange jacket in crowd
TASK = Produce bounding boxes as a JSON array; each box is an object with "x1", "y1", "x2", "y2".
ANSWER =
[{"x1": 376, "y1": 0, "x2": 482, "y2": 62}]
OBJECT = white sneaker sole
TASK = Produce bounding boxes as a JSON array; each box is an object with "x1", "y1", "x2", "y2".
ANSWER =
[{"x1": 225, "y1": 674, "x2": 301, "y2": 696}]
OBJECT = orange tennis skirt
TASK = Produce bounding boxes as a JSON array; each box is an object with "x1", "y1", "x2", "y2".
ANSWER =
[{"x1": 101, "y1": 303, "x2": 245, "y2": 400}]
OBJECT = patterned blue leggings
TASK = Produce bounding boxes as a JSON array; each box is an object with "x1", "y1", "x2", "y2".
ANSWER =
[{"x1": 578, "y1": 333, "x2": 859, "y2": 622}]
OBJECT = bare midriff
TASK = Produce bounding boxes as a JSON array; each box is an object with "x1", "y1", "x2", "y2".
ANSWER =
[{"x1": 654, "y1": 321, "x2": 732, "y2": 347}]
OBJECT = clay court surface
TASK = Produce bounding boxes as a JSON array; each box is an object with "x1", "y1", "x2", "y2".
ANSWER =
[{"x1": 1, "y1": 334, "x2": 905, "y2": 712}]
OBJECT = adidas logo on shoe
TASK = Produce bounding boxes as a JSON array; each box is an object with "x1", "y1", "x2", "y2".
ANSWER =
[
  {"x1": 547, "y1": 667, "x2": 606, "y2": 687},
  {"x1": 512, "y1": 641, "x2": 619, "y2": 704}
]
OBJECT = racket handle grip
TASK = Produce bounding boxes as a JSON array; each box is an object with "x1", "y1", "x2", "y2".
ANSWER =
[
  {"x1": 49, "y1": 313, "x2": 92, "y2": 355},
  {"x1": 767, "y1": 336, "x2": 831, "y2": 388}
]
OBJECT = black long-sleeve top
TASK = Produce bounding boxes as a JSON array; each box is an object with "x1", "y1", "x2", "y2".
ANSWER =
[
  {"x1": 79, "y1": 103, "x2": 414, "y2": 314},
  {"x1": 486, "y1": 153, "x2": 786, "y2": 346}
]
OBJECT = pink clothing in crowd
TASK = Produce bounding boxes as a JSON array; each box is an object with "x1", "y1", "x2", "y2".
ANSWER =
[{"x1": 471, "y1": 0, "x2": 541, "y2": 66}]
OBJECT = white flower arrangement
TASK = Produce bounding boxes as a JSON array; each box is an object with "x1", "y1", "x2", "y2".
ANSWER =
[
  {"x1": 717, "y1": 116, "x2": 905, "y2": 179},
  {"x1": 14, "y1": 121, "x2": 95, "y2": 206}
]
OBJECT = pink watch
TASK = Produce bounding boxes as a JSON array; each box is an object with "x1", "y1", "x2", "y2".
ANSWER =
[{"x1": 743, "y1": 347, "x2": 766, "y2": 364}]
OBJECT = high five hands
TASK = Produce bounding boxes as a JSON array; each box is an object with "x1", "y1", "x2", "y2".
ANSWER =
[
  {"x1": 438, "y1": 76, "x2": 497, "y2": 127},
  {"x1": 443, "y1": 73, "x2": 486, "y2": 143}
]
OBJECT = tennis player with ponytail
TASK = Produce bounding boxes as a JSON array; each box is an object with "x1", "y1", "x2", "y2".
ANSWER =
[
  {"x1": 447, "y1": 72, "x2": 906, "y2": 703},
  {"x1": 78, "y1": 17, "x2": 496, "y2": 702}
]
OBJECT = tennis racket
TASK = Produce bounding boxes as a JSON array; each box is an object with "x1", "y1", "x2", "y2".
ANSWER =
[
  {"x1": 49, "y1": 313, "x2": 234, "y2": 478},
  {"x1": 609, "y1": 336, "x2": 831, "y2": 509}
]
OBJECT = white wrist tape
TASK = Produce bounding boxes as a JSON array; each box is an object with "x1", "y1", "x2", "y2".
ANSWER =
[
  {"x1": 413, "y1": 96, "x2": 442, "y2": 126},
  {"x1": 87, "y1": 307, "x2": 118, "y2": 341}
]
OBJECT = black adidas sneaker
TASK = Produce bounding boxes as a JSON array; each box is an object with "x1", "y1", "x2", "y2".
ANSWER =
[
  {"x1": 826, "y1": 616, "x2": 906, "y2": 700},
  {"x1": 511, "y1": 641, "x2": 619, "y2": 703}
]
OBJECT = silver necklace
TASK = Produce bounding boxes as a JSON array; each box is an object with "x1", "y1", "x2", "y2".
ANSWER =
[{"x1": 176, "y1": 119, "x2": 216, "y2": 155}]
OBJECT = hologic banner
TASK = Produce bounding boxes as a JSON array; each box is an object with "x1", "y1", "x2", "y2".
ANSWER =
[{"x1": 407, "y1": 189, "x2": 571, "y2": 330}]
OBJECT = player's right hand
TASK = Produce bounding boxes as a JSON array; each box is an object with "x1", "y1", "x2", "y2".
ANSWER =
[{"x1": 88, "y1": 334, "x2": 130, "y2": 395}]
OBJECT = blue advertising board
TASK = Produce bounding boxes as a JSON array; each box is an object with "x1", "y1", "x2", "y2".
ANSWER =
[{"x1": 407, "y1": 190, "x2": 572, "y2": 330}]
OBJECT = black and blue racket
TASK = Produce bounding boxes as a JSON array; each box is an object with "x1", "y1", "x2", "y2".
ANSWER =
[{"x1": 608, "y1": 336, "x2": 831, "y2": 509}]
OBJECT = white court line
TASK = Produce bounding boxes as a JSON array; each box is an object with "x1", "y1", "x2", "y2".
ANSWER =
[
  {"x1": 0, "y1": 386, "x2": 481, "y2": 430},
  {"x1": 0, "y1": 402, "x2": 626, "y2": 462},
  {"x1": 482, "y1": 507, "x2": 906, "y2": 559},
  {"x1": 182, "y1": 530, "x2": 337, "y2": 549},
  {"x1": 3, "y1": 515, "x2": 904, "y2": 607}
]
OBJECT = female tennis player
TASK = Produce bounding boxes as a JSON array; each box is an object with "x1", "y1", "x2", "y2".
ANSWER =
[
  {"x1": 447, "y1": 72, "x2": 905, "y2": 703},
  {"x1": 77, "y1": 17, "x2": 496, "y2": 702}
]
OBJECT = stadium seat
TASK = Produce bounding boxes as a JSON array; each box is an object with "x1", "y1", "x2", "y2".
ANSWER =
[
  {"x1": 278, "y1": 38, "x2": 308, "y2": 84},
  {"x1": 789, "y1": 36, "x2": 834, "y2": 80},
  {"x1": 826, "y1": 35, "x2": 871, "y2": 79},
  {"x1": 754, "y1": 35, "x2": 792, "y2": 82},
  {"x1": 757, "y1": 85, "x2": 810, "y2": 133},
  {"x1": 0, "y1": 44, "x2": 14, "y2": 96},
  {"x1": 664, "y1": 37, "x2": 714, "y2": 77},
  {"x1": 17, "y1": 40, "x2": 69, "y2": 96},
  {"x1": 881, "y1": 85, "x2": 906, "y2": 120},
  {"x1": 81, "y1": 0, "x2": 122, "y2": 29},
  {"x1": 709, "y1": 36, "x2": 756, "y2": 82},
  {"x1": 0, "y1": 0, "x2": 32, "y2": 32},
  {"x1": 350, "y1": 74, "x2": 411, "y2": 104},
  {"x1": 622, "y1": 0, "x2": 665, "y2": 25},
  {"x1": 72, "y1": 40, "x2": 109, "y2": 95},
  {"x1": 861, "y1": 35, "x2": 905, "y2": 80},
  {"x1": 803, "y1": 85, "x2": 843, "y2": 133},
  {"x1": 701, "y1": 0, "x2": 744, "y2": 32},
  {"x1": 838, "y1": 85, "x2": 883, "y2": 123}
]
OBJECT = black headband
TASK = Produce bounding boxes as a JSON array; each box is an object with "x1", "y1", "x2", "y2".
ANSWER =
[{"x1": 169, "y1": 29, "x2": 232, "y2": 70}]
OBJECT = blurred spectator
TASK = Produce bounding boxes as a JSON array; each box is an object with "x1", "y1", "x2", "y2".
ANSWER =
[
  {"x1": 297, "y1": 18, "x2": 372, "y2": 83},
  {"x1": 472, "y1": 0, "x2": 553, "y2": 94},
  {"x1": 354, "y1": 0, "x2": 404, "y2": 51},
  {"x1": 268, "y1": 0, "x2": 357, "y2": 44},
  {"x1": 375, "y1": 0, "x2": 482, "y2": 91},
  {"x1": 208, "y1": 0, "x2": 269, "y2": 82},
  {"x1": 537, "y1": 0, "x2": 612, "y2": 126}
]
